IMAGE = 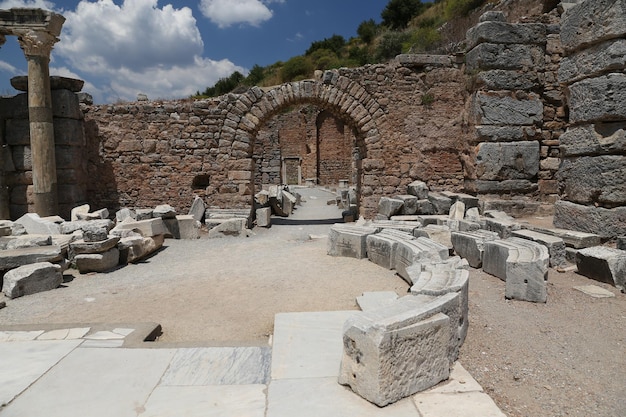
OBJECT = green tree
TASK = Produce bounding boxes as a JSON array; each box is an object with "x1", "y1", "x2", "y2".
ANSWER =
[
  {"x1": 381, "y1": 0, "x2": 424, "y2": 29},
  {"x1": 305, "y1": 34, "x2": 346, "y2": 56},
  {"x1": 357, "y1": 19, "x2": 378, "y2": 44},
  {"x1": 375, "y1": 31, "x2": 410, "y2": 61},
  {"x1": 280, "y1": 56, "x2": 313, "y2": 82},
  {"x1": 244, "y1": 64, "x2": 265, "y2": 86},
  {"x1": 201, "y1": 71, "x2": 245, "y2": 97}
]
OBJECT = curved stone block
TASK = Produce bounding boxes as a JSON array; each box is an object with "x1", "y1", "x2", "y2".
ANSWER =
[
  {"x1": 393, "y1": 237, "x2": 449, "y2": 283},
  {"x1": 451, "y1": 230, "x2": 500, "y2": 268},
  {"x1": 327, "y1": 225, "x2": 377, "y2": 259}
]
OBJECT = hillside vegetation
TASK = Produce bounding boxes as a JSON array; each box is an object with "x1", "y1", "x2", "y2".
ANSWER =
[{"x1": 195, "y1": 0, "x2": 492, "y2": 98}]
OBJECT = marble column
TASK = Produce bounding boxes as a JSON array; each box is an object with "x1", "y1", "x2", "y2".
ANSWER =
[
  {"x1": 0, "y1": 34, "x2": 9, "y2": 219},
  {"x1": 18, "y1": 30, "x2": 60, "y2": 216}
]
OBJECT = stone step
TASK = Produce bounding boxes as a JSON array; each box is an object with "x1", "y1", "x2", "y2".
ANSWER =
[
  {"x1": 512, "y1": 229, "x2": 566, "y2": 267},
  {"x1": 327, "y1": 224, "x2": 377, "y2": 259},
  {"x1": 451, "y1": 230, "x2": 500, "y2": 268},
  {"x1": 525, "y1": 225, "x2": 601, "y2": 249}
]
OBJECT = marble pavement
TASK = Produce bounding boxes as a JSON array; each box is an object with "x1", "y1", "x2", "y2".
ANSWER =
[{"x1": 0, "y1": 311, "x2": 506, "y2": 416}]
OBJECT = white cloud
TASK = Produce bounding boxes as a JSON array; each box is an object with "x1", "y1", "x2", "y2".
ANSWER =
[
  {"x1": 199, "y1": 0, "x2": 274, "y2": 28},
  {"x1": 0, "y1": 60, "x2": 20, "y2": 74},
  {"x1": 0, "y1": 0, "x2": 54, "y2": 8}
]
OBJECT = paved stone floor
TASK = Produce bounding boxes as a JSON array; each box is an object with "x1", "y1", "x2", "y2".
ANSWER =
[{"x1": 0, "y1": 310, "x2": 506, "y2": 416}]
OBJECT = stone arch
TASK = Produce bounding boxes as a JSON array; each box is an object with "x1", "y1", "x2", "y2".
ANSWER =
[{"x1": 214, "y1": 70, "x2": 386, "y2": 217}]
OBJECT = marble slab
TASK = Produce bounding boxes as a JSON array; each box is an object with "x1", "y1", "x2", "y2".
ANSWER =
[
  {"x1": 1, "y1": 348, "x2": 176, "y2": 417},
  {"x1": 139, "y1": 385, "x2": 267, "y2": 417},
  {"x1": 0, "y1": 330, "x2": 44, "y2": 342},
  {"x1": 271, "y1": 311, "x2": 359, "y2": 380},
  {"x1": 356, "y1": 291, "x2": 399, "y2": 311},
  {"x1": 0, "y1": 340, "x2": 82, "y2": 406},
  {"x1": 421, "y1": 362, "x2": 484, "y2": 394},
  {"x1": 37, "y1": 328, "x2": 91, "y2": 341},
  {"x1": 266, "y1": 377, "x2": 419, "y2": 417},
  {"x1": 161, "y1": 347, "x2": 271, "y2": 386},
  {"x1": 413, "y1": 392, "x2": 507, "y2": 417}
]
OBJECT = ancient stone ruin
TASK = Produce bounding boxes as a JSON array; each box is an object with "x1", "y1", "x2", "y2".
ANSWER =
[{"x1": 0, "y1": 0, "x2": 625, "y2": 409}]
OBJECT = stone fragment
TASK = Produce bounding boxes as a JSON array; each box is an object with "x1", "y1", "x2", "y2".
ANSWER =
[
  {"x1": 115, "y1": 208, "x2": 136, "y2": 223},
  {"x1": 485, "y1": 218, "x2": 521, "y2": 239},
  {"x1": 558, "y1": 39, "x2": 626, "y2": 84},
  {"x1": 356, "y1": 291, "x2": 399, "y2": 311},
  {"x1": 512, "y1": 229, "x2": 567, "y2": 267},
  {"x1": 70, "y1": 236, "x2": 120, "y2": 256},
  {"x1": 370, "y1": 220, "x2": 421, "y2": 235},
  {"x1": 440, "y1": 192, "x2": 479, "y2": 209},
  {"x1": 567, "y1": 74, "x2": 626, "y2": 123},
  {"x1": 466, "y1": 43, "x2": 544, "y2": 71},
  {"x1": 618, "y1": 236, "x2": 626, "y2": 251},
  {"x1": 15, "y1": 213, "x2": 61, "y2": 235},
  {"x1": 135, "y1": 208, "x2": 154, "y2": 220},
  {"x1": 393, "y1": 237, "x2": 449, "y2": 283},
  {"x1": 0, "y1": 235, "x2": 52, "y2": 250},
  {"x1": 573, "y1": 285, "x2": 616, "y2": 298},
  {"x1": 188, "y1": 196, "x2": 206, "y2": 222},
  {"x1": 407, "y1": 180, "x2": 429, "y2": 199},
  {"x1": 118, "y1": 235, "x2": 165, "y2": 264},
  {"x1": 112, "y1": 218, "x2": 168, "y2": 237},
  {"x1": 366, "y1": 231, "x2": 401, "y2": 269},
  {"x1": 476, "y1": 141, "x2": 539, "y2": 180},
  {"x1": 0, "y1": 246, "x2": 63, "y2": 271},
  {"x1": 378, "y1": 197, "x2": 404, "y2": 218},
  {"x1": 176, "y1": 215, "x2": 201, "y2": 239},
  {"x1": 415, "y1": 199, "x2": 435, "y2": 215},
  {"x1": 483, "y1": 238, "x2": 549, "y2": 302},
  {"x1": 153, "y1": 204, "x2": 176, "y2": 219},
  {"x1": 59, "y1": 219, "x2": 114, "y2": 235},
  {"x1": 479, "y1": 11, "x2": 506, "y2": 22},
  {"x1": 553, "y1": 201, "x2": 626, "y2": 239},
  {"x1": 576, "y1": 246, "x2": 626, "y2": 291},
  {"x1": 75, "y1": 248, "x2": 120, "y2": 273},
  {"x1": 76, "y1": 208, "x2": 109, "y2": 221},
  {"x1": 327, "y1": 225, "x2": 377, "y2": 259},
  {"x1": 451, "y1": 230, "x2": 500, "y2": 268},
  {"x1": 397, "y1": 54, "x2": 452, "y2": 67},
  {"x1": 559, "y1": 123, "x2": 626, "y2": 157},
  {"x1": 0, "y1": 220, "x2": 12, "y2": 237},
  {"x1": 449, "y1": 201, "x2": 465, "y2": 220},
  {"x1": 527, "y1": 223, "x2": 603, "y2": 249},
  {"x1": 428, "y1": 192, "x2": 452, "y2": 215},
  {"x1": 414, "y1": 225, "x2": 453, "y2": 251},
  {"x1": 208, "y1": 218, "x2": 248, "y2": 238},
  {"x1": 395, "y1": 195, "x2": 418, "y2": 215},
  {"x1": 282, "y1": 191, "x2": 297, "y2": 215},
  {"x1": 466, "y1": 21, "x2": 546, "y2": 50},
  {"x1": 70, "y1": 204, "x2": 90, "y2": 221},
  {"x1": 560, "y1": 0, "x2": 626, "y2": 53},
  {"x1": 472, "y1": 93, "x2": 543, "y2": 126},
  {"x1": 557, "y1": 155, "x2": 626, "y2": 206},
  {"x1": 82, "y1": 223, "x2": 109, "y2": 242},
  {"x1": 2, "y1": 262, "x2": 62, "y2": 299}
]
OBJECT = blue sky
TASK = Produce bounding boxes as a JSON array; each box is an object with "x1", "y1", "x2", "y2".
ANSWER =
[{"x1": 0, "y1": 0, "x2": 393, "y2": 103}]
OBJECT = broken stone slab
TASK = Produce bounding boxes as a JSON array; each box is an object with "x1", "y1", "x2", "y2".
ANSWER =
[
  {"x1": 366, "y1": 232, "x2": 401, "y2": 270},
  {"x1": 339, "y1": 291, "x2": 468, "y2": 406},
  {"x1": 440, "y1": 191, "x2": 479, "y2": 210},
  {"x1": 2, "y1": 262, "x2": 62, "y2": 299},
  {"x1": 15, "y1": 213, "x2": 61, "y2": 235},
  {"x1": 118, "y1": 234, "x2": 165, "y2": 264},
  {"x1": 558, "y1": 38, "x2": 626, "y2": 84},
  {"x1": 207, "y1": 218, "x2": 248, "y2": 238},
  {"x1": 0, "y1": 235, "x2": 52, "y2": 250},
  {"x1": 59, "y1": 219, "x2": 114, "y2": 235},
  {"x1": 327, "y1": 224, "x2": 378, "y2": 259},
  {"x1": 356, "y1": 291, "x2": 399, "y2": 312},
  {"x1": 152, "y1": 204, "x2": 177, "y2": 219},
  {"x1": 437, "y1": 218, "x2": 482, "y2": 232},
  {"x1": 553, "y1": 200, "x2": 626, "y2": 239},
  {"x1": 512, "y1": 229, "x2": 567, "y2": 267},
  {"x1": 205, "y1": 208, "x2": 251, "y2": 219},
  {"x1": 414, "y1": 225, "x2": 453, "y2": 251},
  {"x1": 0, "y1": 245, "x2": 63, "y2": 272},
  {"x1": 369, "y1": 220, "x2": 421, "y2": 235},
  {"x1": 449, "y1": 201, "x2": 465, "y2": 220},
  {"x1": 576, "y1": 246, "x2": 626, "y2": 291},
  {"x1": 573, "y1": 285, "x2": 616, "y2": 298},
  {"x1": 188, "y1": 196, "x2": 206, "y2": 222},
  {"x1": 560, "y1": 0, "x2": 626, "y2": 53},
  {"x1": 471, "y1": 92, "x2": 543, "y2": 126},
  {"x1": 111, "y1": 218, "x2": 168, "y2": 238},
  {"x1": 556, "y1": 155, "x2": 626, "y2": 206},
  {"x1": 466, "y1": 21, "x2": 547, "y2": 51},
  {"x1": 395, "y1": 195, "x2": 418, "y2": 215},
  {"x1": 485, "y1": 218, "x2": 522, "y2": 239},
  {"x1": 378, "y1": 197, "x2": 404, "y2": 218},
  {"x1": 418, "y1": 215, "x2": 451, "y2": 226},
  {"x1": 567, "y1": 74, "x2": 626, "y2": 124},
  {"x1": 282, "y1": 191, "x2": 297, "y2": 215},
  {"x1": 476, "y1": 141, "x2": 540, "y2": 181},
  {"x1": 466, "y1": 43, "x2": 544, "y2": 71},
  {"x1": 76, "y1": 208, "x2": 109, "y2": 221},
  {"x1": 559, "y1": 123, "x2": 626, "y2": 158},
  {"x1": 75, "y1": 248, "x2": 120, "y2": 273},
  {"x1": 135, "y1": 208, "x2": 154, "y2": 221},
  {"x1": 82, "y1": 222, "x2": 110, "y2": 242},
  {"x1": 163, "y1": 215, "x2": 200, "y2": 239},
  {"x1": 482, "y1": 238, "x2": 549, "y2": 303},
  {"x1": 451, "y1": 230, "x2": 500, "y2": 268},
  {"x1": 393, "y1": 237, "x2": 449, "y2": 283},
  {"x1": 407, "y1": 180, "x2": 429, "y2": 199},
  {"x1": 69, "y1": 236, "x2": 120, "y2": 257},
  {"x1": 70, "y1": 204, "x2": 90, "y2": 221},
  {"x1": 115, "y1": 208, "x2": 136, "y2": 223},
  {"x1": 428, "y1": 192, "x2": 453, "y2": 215}
]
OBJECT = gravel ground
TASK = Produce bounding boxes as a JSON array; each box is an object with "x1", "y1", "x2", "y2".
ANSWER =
[{"x1": 1, "y1": 187, "x2": 624, "y2": 416}]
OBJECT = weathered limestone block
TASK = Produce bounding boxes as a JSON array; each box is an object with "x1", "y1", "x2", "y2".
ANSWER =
[
  {"x1": 567, "y1": 74, "x2": 626, "y2": 123},
  {"x1": 256, "y1": 207, "x2": 271, "y2": 228},
  {"x1": 59, "y1": 219, "x2": 114, "y2": 235},
  {"x1": 483, "y1": 238, "x2": 549, "y2": 302},
  {"x1": 559, "y1": 123, "x2": 626, "y2": 157},
  {"x1": 70, "y1": 204, "x2": 90, "y2": 221},
  {"x1": 76, "y1": 208, "x2": 109, "y2": 221},
  {"x1": 135, "y1": 209, "x2": 153, "y2": 221},
  {"x1": 397, "y1": 54, "x2": 452, "y2": 67},
  {"x1": 451, "y1": 230, "x2": 500, "y2": 268},
  {"x1": 282, "y1": 191, "x2": 297, "y2": 215},
  {"x1": 560, "y1": 0, "x2": 626, "y2": 53},
  {"x1": 208, "y1": 218, "x2": 248, "y2": 238},
  {"x1": 118, "y1": 235, "x2": 165, "y2": 264},
  {"x1": 369, "y1": 220, "x2": 421, "y2": 235},
  {"x1": 75, "y1": 248, "x2": 120, "y2": 273},
  {"x1": 448, "y1": 201, "x2": 465, "y2": 220},
  {"x1": 340, "y1": 289, "x2": 470, "y2": 406},
  {"x1": 472, "y1": 92, "x2": 543, "y2": 126},
  {"x1": 414, "y1": 225, "x2": 453, "y2": 250},
  {"x1": 438, "y1": 218, "x2": 482, "y2": 232},
  {"x1": 112, "y1": 218, "x2": 168, "y2": 237},
  {"x1": 576, "y1": 246, "x2": 626, "y2": 291},
  {"x1": 378, "y1": 197, "x2": 404, "y2": 218},
  {"x1": 176, "y1": 215, "x2": 200, "y2": 239},
  {"x1": 475, "y1": 125, "x2": 540, "y2": 143},
  {"x1": 70, "y1": 236, "x2": 120, "y2": 256},
  {"x1": 0, "y1": 246, "x2": 63, "y2": 271},
  {"x1": 527, "y1": 223, "x2": 603, "y2": 249},
  {"x1": 328, "y1": 225, "x2": 377, "y2": 259},
  {"x1": 356, "y1": 291, "x2": 399, "y2": 312},
  {"x1": 366, "y1": 232, "x2": 400, "y2": 270},
  {"x1": 440, "y1": 191, "x2": 479, "y2": 210},
  {"x1": 393, "y1": 237, "x2": 449, "y2": 283},
  {"x1": 485, "y1": 218, "x2": 522, "y2": 239},
  {"x1": 466, "y1": 43, "x2": 544, "y2": 71},
  {"x1": 82, "y1": 223, "x2": 110, "y2": 242},
  {"x1": 188, "y1": 196, "x2": 206, "y2": 222},
  {"x1": 15, "y1": 213, "x2": 61, "y2": 235},
  {"x1": 555, "y1": 200, "x2": 626, "y2": 239},
  {"x1": 0, "y1": 221, "x2": 12, "y2": 237},
  {"x1": 557, "y1": 156, "x2": 626, "y2": 206},
  {"x1": 2, "y1": 262, "x2": 62, "y2": 299},
  {"x1": 415, "y1": 199, "x2": 434, "y2": 215},
  {"x1": 512, "y1": 229, "x2": 567, "y2": 267},
  {"x1": 153, "y1": 204, "x2": 177, "y2": 219},
  {"x1": 466, "y1": 21, "x2": 546, "y2": 50},
  {"x1": 394, "y1": 195, "x2": 418, "y2": 215},
  {"x1": 407, "y1": 180, "x2": 429, "y2": 199},
  {"x1": 0, "y1": 235, "x2": 52, "y2": 250},
  {"x1": 558, "y1": 39, "x2": 626, "y2": 84},
  {"x1": 475, "y1": 70, "x2": 539, "y2": 91},
  {"x1": 476, "y1": 141, "x2": 539, "y2": 181}
]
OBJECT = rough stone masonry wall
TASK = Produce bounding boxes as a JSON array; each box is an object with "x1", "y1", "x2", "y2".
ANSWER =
[
  {"x1": 553, "y1": 0, "x2": 626, "y2": 238},
  {"x1": 83, "y1": 63, "x2": 470, "y2": 218}
]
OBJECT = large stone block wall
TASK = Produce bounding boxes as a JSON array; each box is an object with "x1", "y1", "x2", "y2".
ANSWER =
[{"x1": 554, "y1": 0, "x2": 626, "y2": 237}]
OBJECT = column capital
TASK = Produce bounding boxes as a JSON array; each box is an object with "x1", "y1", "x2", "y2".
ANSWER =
[{"x1": 17, "y1": 29, "x2": 59, "y2": 57}]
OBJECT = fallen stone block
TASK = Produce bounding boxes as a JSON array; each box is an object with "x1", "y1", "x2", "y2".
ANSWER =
[
  {"x1": 0, "y1": 235, "x2": 52, "y2": 250},
  {"x1": 527, "y1": 222, "x2": 603, "y2": 248},
  {"x1": 82, "y1": 223, "x2": 110, "y2": 242},
  {"x1": 483, "y1": 238, "x2": 549, "y2": 303},
  {"x1": 414, "y1": 225, "x2": 453, "y2": 251},
  {"x1": 115, "y1": 208, "x2": 136, "y2": 223},
  {"x1": 378, "y1": 197, "x2": 404, "y2": 218},
  {"x1": 70, "y1": 204, "x2": 90, "y2": 221},
  {"x1": 618, "y1": 236, "x2": 626, "y2": 251},
  {"x1": 513, "y1": 229, "x2": 567, "y2": 267},
  {"x1": 418, "y1": 215, "x2": 450, "y2": 226},
  {"x1": 207, "y1": 218, "x2": 248, "y2": 238},
  {"x1": 356, "y1": 291, "x2": 399, "y2": 312},
  {"x1": 451, "y1": 230, "x2": 500, "y2": 268},
  {"x1": 135, "y1": 208, "x2": 153, "y2": 221},
  {"x1": 0, "y1": 246, "x2": 63, "y2": 272},
  {"x1": 74, "y1": 248, "x2": 120, "y2": 273},
  {"x1": 576, "y1": 246, "x2": 626, "y2": 291},
  {"x1": 428, "y1": 192, "x2": 453, "y2": 215},
  {"x1": 59, "y1": 219, "x2": 114, "y2": 235},
  {"x1": 395, "y1": 195, "x2": 418, "y2": 215},
  {"x1": 407, "y1": 180, "x2": 429, "y2": 199},
  {"x1": 69, "y1": 236, "x2": 120, "y2": 258},
  {"x1": 440, "y1": 191, "x2": 479, "y2": 210},
  {"x1": 0, "y1": 220, "x2": 12, "y2": 237},
  {"x1": 327, "y1": 225, "x2": 377, "y2": 259},
  {"x1": 438, "y1": 218, "x2": 482, "y2": 232},
  {"x1": 370, "y1": 220, "x2": 421, "y2": 235},
  {"x1": 76, "y1": 208, "x2": 109, "y2": 221},
  {"x1": 153, "y1": 204, "x2": 176, "y2": 219},
  {"x1": 415, "y1": 199, "x2": 435, "y2": 215},
  {"x1": 485, "y1": 218, "x2": 521, "y2": 238},
  {"x1": 174, "y1": 215, "x2": 200, "y2": 239},
  {"x1": 112, "y1": 218, "x2": 168, "y2": 238},
  {"x1": 2, "y1": 262, "x2": 62, "y2": 299},
  {"x1": 282, "y1": 191, "x2": 297, "y2": 215},
  {"x1": 449, "y1": 201, "x2": 466, "y2": 220},
  {"x1": 393, "y1": 237, "x2": 449, "y2": 283},
  {"x1": 15, "y1": 213, "x2": 61, "y2": 235},
  {"x1": 118, "y1": 235, "x2": 165, "y2": 264},
  {"x1": 188, "y1": 196, "x2": 206, "y2": 222},
  {"x1": 366, "y1": 232, "x2": 399, "y2": 270}
]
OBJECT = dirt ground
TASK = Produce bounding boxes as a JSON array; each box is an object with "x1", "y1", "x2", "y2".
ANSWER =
[{"x1": 1, "y1": 187, "x2": 624, "y2": 416}]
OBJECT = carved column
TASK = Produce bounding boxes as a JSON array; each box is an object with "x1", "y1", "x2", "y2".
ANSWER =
[
  {"x1": 18, "y1": 30, "x2": 60, "y2": 216},
  {"x1": 0, "y1": 34, "x2": 9, "y2": 219}
]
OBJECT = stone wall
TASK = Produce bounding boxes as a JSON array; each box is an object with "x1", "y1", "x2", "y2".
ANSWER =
[{"x1": 553, "y1": 0, "x2": 626, "y2": 237}]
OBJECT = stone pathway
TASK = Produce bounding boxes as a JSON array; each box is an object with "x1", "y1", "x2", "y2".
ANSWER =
[{"x1": 0, "y1": 311, "x2": 506, "y2": 416}]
